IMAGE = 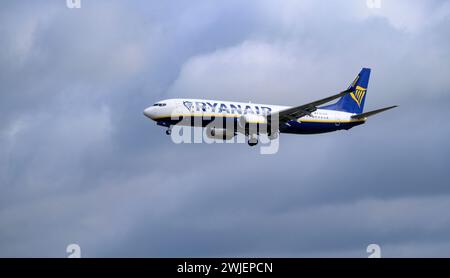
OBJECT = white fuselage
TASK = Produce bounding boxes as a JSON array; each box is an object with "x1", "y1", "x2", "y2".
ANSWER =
[{"x1": 143, "y1": 98, "x2": 358, "y2": 124}]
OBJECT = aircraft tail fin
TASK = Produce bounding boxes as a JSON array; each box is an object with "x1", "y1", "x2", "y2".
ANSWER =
[{"x1": 323, "y1": 68, "x2": 371, "y2": 114}]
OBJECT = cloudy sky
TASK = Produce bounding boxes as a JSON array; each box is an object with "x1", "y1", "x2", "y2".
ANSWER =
[{"x1": 1, "y1": 0, "x2": 450, "y2": 257}]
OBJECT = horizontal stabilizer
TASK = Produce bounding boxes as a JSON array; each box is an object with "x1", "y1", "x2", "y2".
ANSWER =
[{"x1": 351, "y1": 105, "x2": 398, "y2": 119}]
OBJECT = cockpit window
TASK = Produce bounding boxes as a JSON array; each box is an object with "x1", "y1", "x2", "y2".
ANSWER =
[{"x1": 153, "y1": 103, "x2": 167, "y2": 107}]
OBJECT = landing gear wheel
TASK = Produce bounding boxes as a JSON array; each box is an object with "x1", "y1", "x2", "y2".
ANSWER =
[
  {"x1": 248, "y1": 137, "x2": 258, "y2": 146},
  {"x1": 166, "y1": 129, "x2": 172, "y2": 135}
]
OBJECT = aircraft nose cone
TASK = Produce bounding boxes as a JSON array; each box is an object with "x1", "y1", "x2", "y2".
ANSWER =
[{"x1": 143, "y1": 107, "x2": 155, "y2": 119}]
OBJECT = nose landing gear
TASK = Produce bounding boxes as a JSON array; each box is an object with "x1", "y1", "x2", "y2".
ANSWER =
[{"x1": 166, "y1": 128, "x2": 172, "y2": 135}]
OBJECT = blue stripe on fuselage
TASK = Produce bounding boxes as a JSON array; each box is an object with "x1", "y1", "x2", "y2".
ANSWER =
[{"x1": 280, "y1": 120, "x2": 365, "y2": 134}]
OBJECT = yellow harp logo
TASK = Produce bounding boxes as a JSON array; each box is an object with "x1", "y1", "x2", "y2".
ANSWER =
[{"x1": 350, "y1": 86, "x2": 366, "y2": 107}]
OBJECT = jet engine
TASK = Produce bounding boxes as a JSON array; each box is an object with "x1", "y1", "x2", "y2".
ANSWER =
[
  {"x1": 238, "y1": 114, "x2": 270, "y2": 135},
  {"x1": 239, "y1": 114, "x2": 268, "y2": 126},
  {"x1": 206, "y1": 128, "x2": 236, "y2": 140}
]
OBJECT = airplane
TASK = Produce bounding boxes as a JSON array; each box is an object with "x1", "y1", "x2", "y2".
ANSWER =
[{"x1": 143, "y1": 68, "x2": 397, "y2": 146}]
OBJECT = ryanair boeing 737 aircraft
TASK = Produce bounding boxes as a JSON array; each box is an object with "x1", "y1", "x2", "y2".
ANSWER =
[{"x1": 144, "y1": 68, "x2": 397, "y2": 146}]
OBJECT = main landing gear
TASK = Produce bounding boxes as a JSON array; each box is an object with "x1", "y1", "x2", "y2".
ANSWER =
[
  {"x1": 246, "y1": 131, "x2": 278, "y2": 147},
  {"x1": 247, "y1": 135, "x2": 258, "y2": 146},
  {"x1": 166, "y1": 127, "x2": 172, "y2": 135}
]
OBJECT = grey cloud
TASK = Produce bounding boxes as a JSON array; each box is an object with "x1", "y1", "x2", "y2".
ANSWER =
[{"x1": 1, "y1": 0, "x2": 450, "y2": 257}]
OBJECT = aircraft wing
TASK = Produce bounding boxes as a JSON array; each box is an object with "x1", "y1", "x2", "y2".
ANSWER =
[
  {"x1": 270, "y1": 88, "x2": 353, "y2": 123},
  {"x1": 351, "y1": 105, "x2": 398, "y2": 119}
]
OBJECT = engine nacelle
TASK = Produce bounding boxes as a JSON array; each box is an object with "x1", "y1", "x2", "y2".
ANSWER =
[
  {"x1": 239, "y1": 114, "x2": 268, "y2": 127},
  {"x1": 238, "y1": 114, "x2": 270, "y2": 135},
  {"x1": 206, "y1": 128, "x2": 236, "y2": 140}
]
